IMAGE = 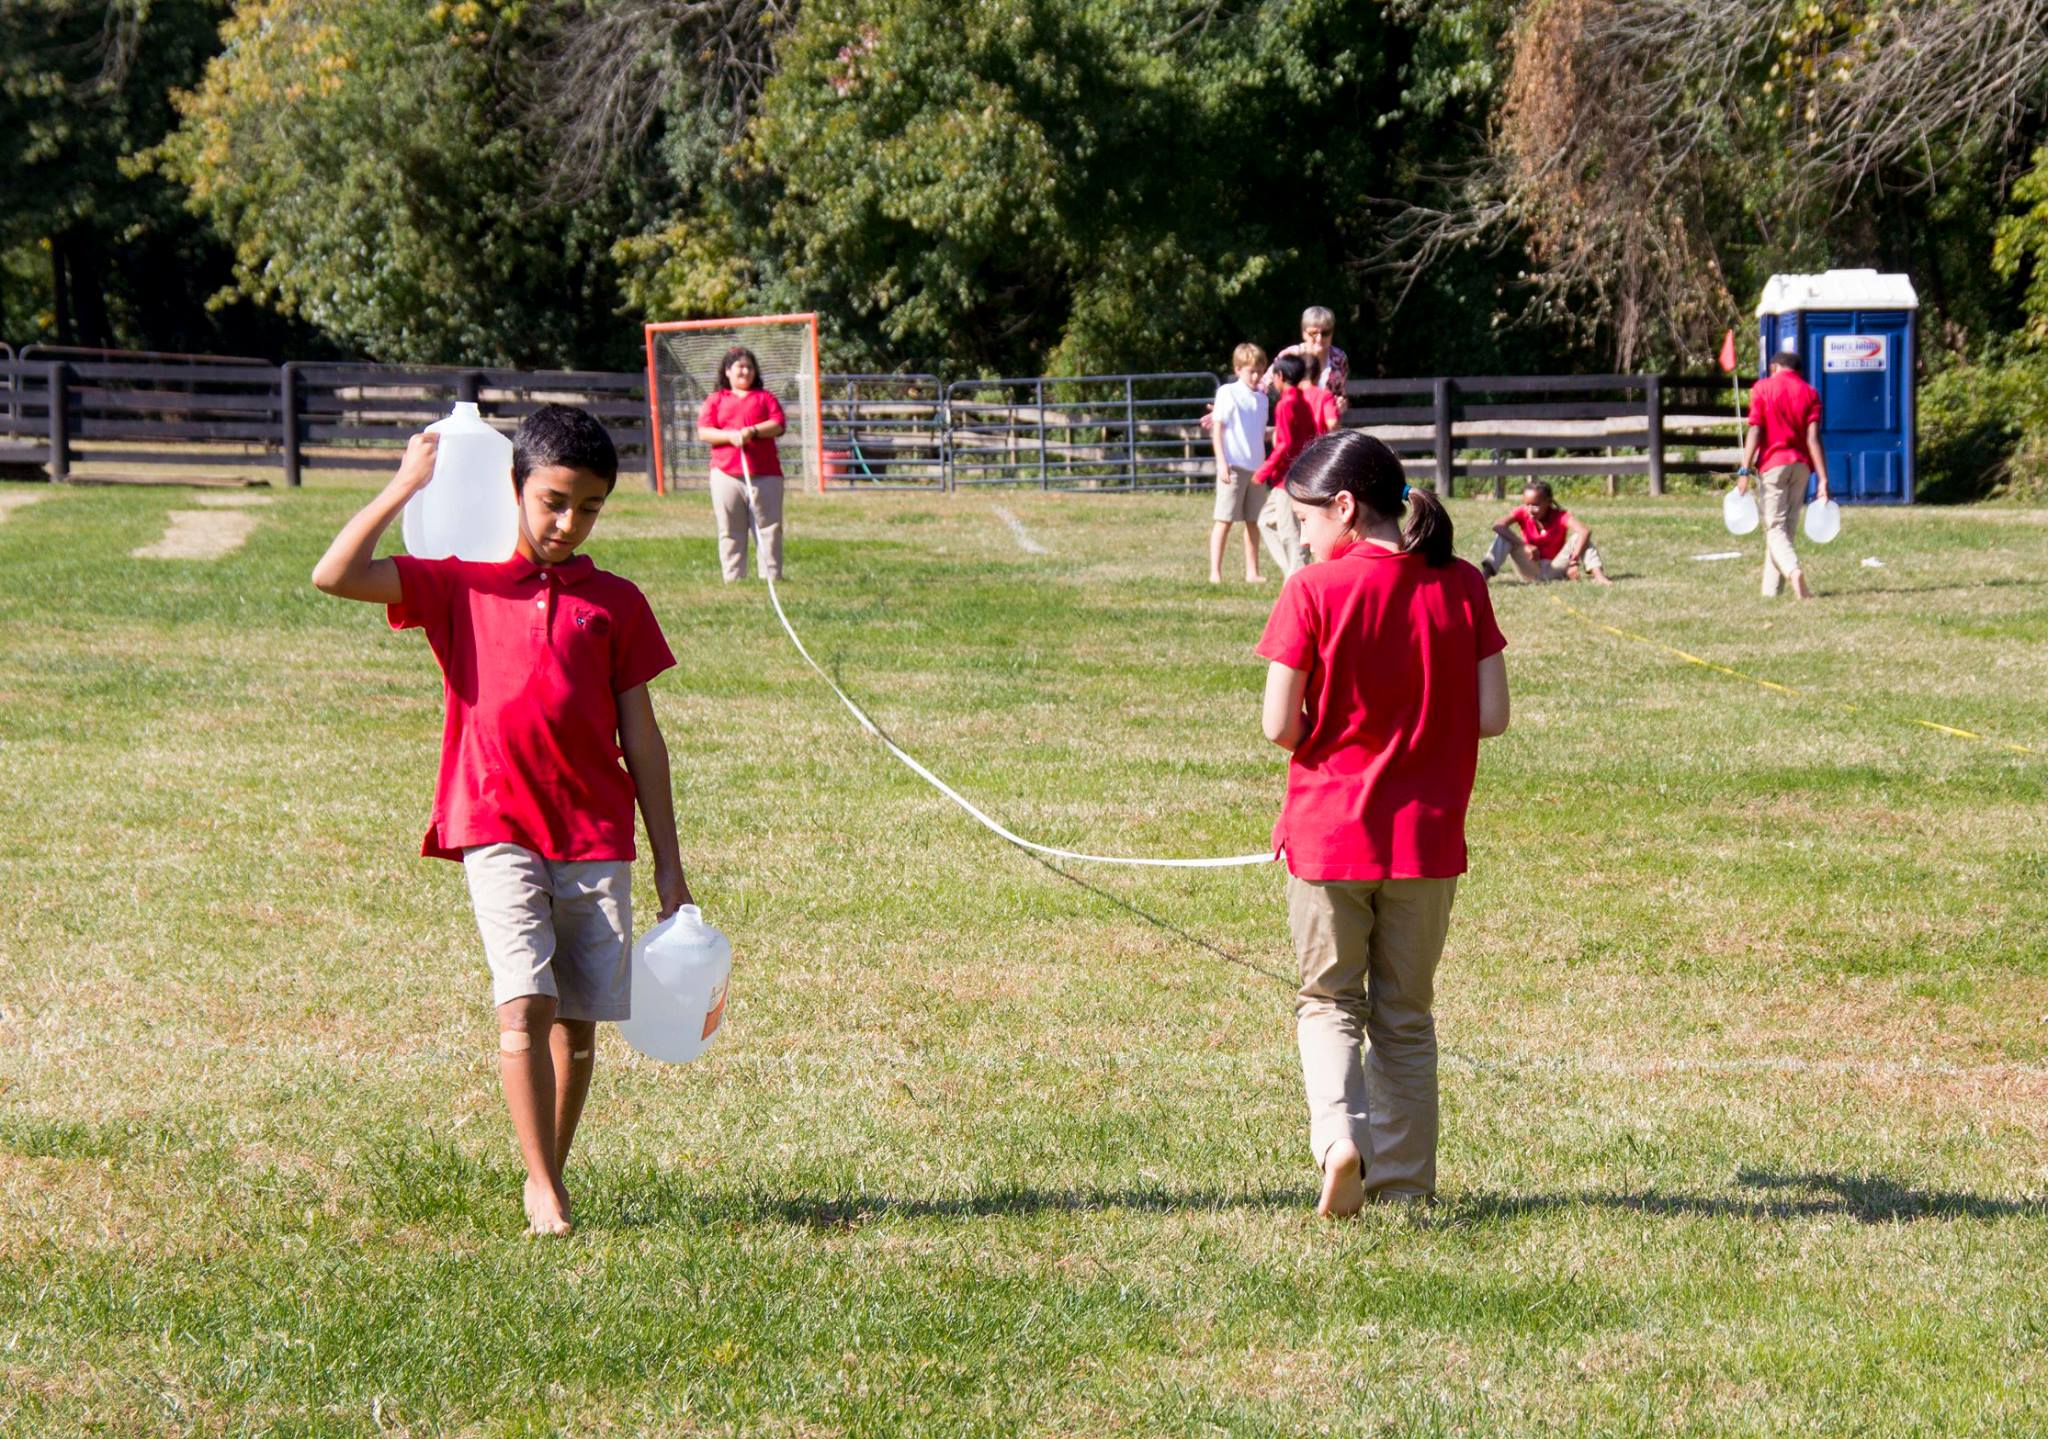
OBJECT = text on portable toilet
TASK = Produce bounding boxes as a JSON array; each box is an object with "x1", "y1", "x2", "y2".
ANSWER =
[{"x1": 1822, "y1": 335, "x2": 1886, "y2": 372}]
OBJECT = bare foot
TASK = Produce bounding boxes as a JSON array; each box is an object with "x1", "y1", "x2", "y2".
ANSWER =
[
  {"x1": 1793, "y1": 573, "x2": 1817, "y2": 600},
  {"x1": 524, "y1": 1175, "x2": 573, "y2": 1237},
  {"x1": 1208, "y1": 572, "x2": 1222, "y2": 585},
  {"x1": 1244, "y1": 571, "x2": 1262, "y2": 583},
  {"x1": 1317, "y1": 1140, "x2": 1365, "y2": 1219},
  {"x1": 1589, "y1": 569, "x2": 1613, "y2": 586}
]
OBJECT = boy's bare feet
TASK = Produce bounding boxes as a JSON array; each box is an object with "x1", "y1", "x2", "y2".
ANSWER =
[
  {"x1": 1589, "y1": 568, "x2": 1613, "y2": 586},
  {"x1": 1317, "y1": 1140, "x2": 1365, "y2": 1219},
  {"x1": 524, "y1": 1175, "x2": 573, "y2": 1237},
  {"x1": 1244, "y1": 570, "x2": 1262, "y2": 583},
  {"x1": 1209, "y1": 572, "x2": 1223, "y2": 585}
]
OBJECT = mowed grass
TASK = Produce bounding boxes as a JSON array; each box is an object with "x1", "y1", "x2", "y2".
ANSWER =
[{"x1": 1, "y1": 476, "x2": 2046, "y2": 1437}]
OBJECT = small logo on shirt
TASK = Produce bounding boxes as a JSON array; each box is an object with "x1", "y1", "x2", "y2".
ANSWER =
[{"x1": 569, "y1": 610, "x2": 610, "y2": 635}]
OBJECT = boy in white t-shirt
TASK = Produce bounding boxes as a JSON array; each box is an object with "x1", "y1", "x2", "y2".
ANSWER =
[{"x1": 1209, "y1": 343, "x2": 1271, "y2": 583}]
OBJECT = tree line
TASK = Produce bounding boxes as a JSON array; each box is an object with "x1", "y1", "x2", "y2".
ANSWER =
[{"x1": 8, "y1": 0, "x2": 2048, "y2": 494}]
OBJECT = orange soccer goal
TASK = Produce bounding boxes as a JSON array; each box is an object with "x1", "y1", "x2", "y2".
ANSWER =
[{"x1": 643, "y1": 314, "x2": 824, "y2": 494}]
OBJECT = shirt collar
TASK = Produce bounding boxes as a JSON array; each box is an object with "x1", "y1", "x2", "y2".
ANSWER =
[
  {"x1": 503, "y1": 552, "x2": 596, "y2": 586},
  {"x1": 1323, "y1": 536, "x2": 1404, "y2": 563}
]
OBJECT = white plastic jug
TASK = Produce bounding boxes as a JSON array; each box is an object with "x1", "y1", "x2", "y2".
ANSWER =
[
  {"x1": 1722, "y1": 487, "x2": 1760, "y2": 536},
  {"x1": 401, "y1": 401, "x2": 518, "y2": 562},
  {"x1": 1802, "y1": 498, "x2": 1842, "y2": 544},
  {"x1": 618, "y1": 905, "x2": 732, "y2": 1064}
]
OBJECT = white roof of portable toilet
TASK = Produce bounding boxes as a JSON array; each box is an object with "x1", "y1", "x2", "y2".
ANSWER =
[{"x1": 1756, "y1": 269, "x2": 1919, "y2": 316}]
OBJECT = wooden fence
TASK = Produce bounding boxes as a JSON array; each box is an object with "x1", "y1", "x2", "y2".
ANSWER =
[
  {"x1": 0, "y1": 359, "x2": 649, "y2": 486},
  {"x1": 0, "y1": 354, "x2": 1754, "y2": 494}
]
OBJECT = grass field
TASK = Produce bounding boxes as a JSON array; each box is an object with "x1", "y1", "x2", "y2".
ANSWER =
[{"x1": 2, "y1": 477, "x2": 2045, "y2": 1437}]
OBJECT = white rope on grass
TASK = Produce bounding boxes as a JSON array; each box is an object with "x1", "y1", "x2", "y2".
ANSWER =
[{"x1": 738, "y1": 458, "x2": 1275, "y2": 868}]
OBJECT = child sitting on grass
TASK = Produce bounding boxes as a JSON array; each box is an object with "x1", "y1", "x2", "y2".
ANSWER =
[{"x1": 311, "y1": 404, "x2": 692, "y2": 1237}]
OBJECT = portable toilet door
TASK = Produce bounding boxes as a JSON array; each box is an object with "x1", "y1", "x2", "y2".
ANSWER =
[{"x1": 1755, "y1": 270, "x2": 1918, "y2": 503}]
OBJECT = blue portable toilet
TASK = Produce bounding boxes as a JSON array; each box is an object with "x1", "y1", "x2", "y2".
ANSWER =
[{"x1": 1756, "y1": 270, "x2": 1918, "y2": 503}]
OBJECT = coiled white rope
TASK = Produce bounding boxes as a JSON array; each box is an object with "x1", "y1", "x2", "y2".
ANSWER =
[{"x1": 738, "y1": 456, "x2": 1277, "y2": 868}]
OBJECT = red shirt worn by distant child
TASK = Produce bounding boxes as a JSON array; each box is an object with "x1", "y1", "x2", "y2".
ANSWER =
[
  {"x1": 1302, "y1": 384, "x2": 1342, "y2": 436},
  {"x1": 1509, "y1": 504, "x2": 1573, "y2": 561},
  {"x1": 388, "y1": 553, "x2": 677, "y2": 862},
  {"x1": 1747, "y1": 369, "x2": 1822, "y2": 471},
  {"x1": 1255, "y1": 388, "x2": 1316, "y2": 488},
  {"x1": 698, "y1": 387, "x2": 786, "y2": 478},
  {"x1": 1255, "y1": 540, "x2": 1507, "y2": 880}
]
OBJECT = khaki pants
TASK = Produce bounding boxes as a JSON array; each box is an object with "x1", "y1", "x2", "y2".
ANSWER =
[
  {"x1": 710, "y1": 469, "x2": 784, "y2": 581},
  {"x1": 1258, "y1": 484, "x2": 1305, "y2": 576},
  {"x1": 1758, "y1": 463, "x2": 1807, "y2": 597},
  {"x1": 1288, "y1": 873, "x2": 1457, "y2": 1197}
]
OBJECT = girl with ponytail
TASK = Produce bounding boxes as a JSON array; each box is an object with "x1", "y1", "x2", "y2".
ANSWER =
[{"x1": 1253, "y1": 430, "x2": 1510, "y2": 1218}]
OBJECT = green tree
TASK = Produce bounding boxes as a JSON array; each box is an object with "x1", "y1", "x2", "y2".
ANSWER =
[
  {"x1": 153, "y1": 0, "x2": 641, "y2": 367},
  {"x1": 0, "y1": 0, "x2": 300, "y2": 352},
  {"x1": 617, "y1": 0, "x2": 1546, "y2": 378}
]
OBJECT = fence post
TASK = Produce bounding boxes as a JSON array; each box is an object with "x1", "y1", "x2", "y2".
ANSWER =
[
  {"x1": 1432, "y1": 377, "x2": 1456, "y2": 498},
  {"x1": 1124, "y1": 377, "x2": 1137, "y2": 488},
  {"x1": 280, "y1": 362, "x2": 302, "y2": 488},
  {"x1": 1037, "y1": 378, "x2": 1048, "y2": 490},
  {"x1": 46, "y1": 361, "x2": 68, "y2": 482},
  {"x1": 1645, "y1": 374, "x2": 1666, "y2": 496}
]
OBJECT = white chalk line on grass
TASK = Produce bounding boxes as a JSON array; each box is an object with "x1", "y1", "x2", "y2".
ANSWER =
[
  {"x1": 132, "y1": 509, "x2": 259, "y2": 561},
  {"x1": 991, "y1": 505, "x2": 1049, "y2": 555},
  {"x1": 740, "y1": 461, "x2": 1272, "y2": 868}
]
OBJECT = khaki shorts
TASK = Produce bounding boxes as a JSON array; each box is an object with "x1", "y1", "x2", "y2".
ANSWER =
[
  {"x1": 1213, "y1": 466, "x2": 1265, "y2": 524},
  {"x1": 462, "y1": 843, "x2": 633, "y2": 1020}
]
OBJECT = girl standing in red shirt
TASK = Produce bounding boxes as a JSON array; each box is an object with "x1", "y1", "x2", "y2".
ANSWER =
[
  {"x1": 697, "y1": 347, "x2": 788, "y2": 581},
  {"x1": 1255, "y1": 431, "x2": 1510, "y2": 1218}
]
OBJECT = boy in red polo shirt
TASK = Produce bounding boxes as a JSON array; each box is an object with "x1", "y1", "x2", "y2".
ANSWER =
[
  {"x1": 1257, "y1": 432, "x2": 1509, "y2": 1219},
  {"x1": 1254, "y1": 353, "x2": 1316, "y2": 576},
  {"x1": 1739, "y1": 349, "x2": 1832, "y2": 599},
  {"x1": 312, "y1": 404, "x2": 691, "y2": 1237}
]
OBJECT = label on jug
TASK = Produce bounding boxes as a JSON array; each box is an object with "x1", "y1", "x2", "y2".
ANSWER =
[{"x1": 702, "y1": 981, "x2": 728, "y2": 1040}]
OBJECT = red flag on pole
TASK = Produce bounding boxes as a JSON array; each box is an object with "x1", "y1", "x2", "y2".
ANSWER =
[{"x1": 1717, "y1": 328, "x2": 1738, "y2": 374}]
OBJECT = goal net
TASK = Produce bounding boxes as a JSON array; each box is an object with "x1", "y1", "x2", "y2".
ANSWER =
[{"x1": 644, "y1": 314, "x2": 823, "y2": 494}]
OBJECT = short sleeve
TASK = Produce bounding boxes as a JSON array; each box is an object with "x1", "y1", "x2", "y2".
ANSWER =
[
  {"x1": 610, "y1": 584, "x2": 677, "y2": 695},
  {"x1": 1746, "y1": 386, "x2": 1763, "y2": 427},
  {"x1": 1254, "y1": 574, "x2": 1316, "y2": 671},
  {"x1": 386, "y1": 555, "x2": 460, "y2": 646},
  {"x1": 760, "y1": 390, "x2": 787, "y2": 427},
  {"x1": 697, "y1": 392, "x2": 721, "y2": 430},
  {"x1": 1467, "y1": 565, "x2": 1507, "y2": 660},
  {"x1": 1803, "y1": 388, "x2": 1822, "y2": 429}
]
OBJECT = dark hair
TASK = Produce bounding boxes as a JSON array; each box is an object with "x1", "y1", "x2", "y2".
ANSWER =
[
  {"x1": 1271, "y1": 352, "x2": 1308, "y2": 387},
  {"x1": 512, "y1": 403, "x2": 619, "y2": 493},
  {"x1": 1283, "y1": 430, "x2": 1455, "y2": 566},
  {"x1": 1522, "y1": 479, "x2": 1555, "y2": 503},
  {"x1": 713, "y1": 346, "x2": 764, "y2": 392},
  {"x1": 1770, "y1": 349, "x2": 1803, "y2": 373}
]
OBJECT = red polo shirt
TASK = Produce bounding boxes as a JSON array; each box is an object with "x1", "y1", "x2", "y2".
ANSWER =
[
  {"x1": 388, "y1": 553, "x2": 676, "y2": 862},
  {"x1": 1255, "y1": 540, "x2": 1506, "y2": 880},
  {"x1": 1509, "y1": 504, "x2": 1572, "y2": 561},
  {"x1": 698, "y1": 387, "x2": 786, "y2": 478},
  {"x1": 1748, "y1": 370, "x2": 1822, "y2": 471},
  {"x1": 1254, "y1": 388, "x2": 1316, "y2": 488}
]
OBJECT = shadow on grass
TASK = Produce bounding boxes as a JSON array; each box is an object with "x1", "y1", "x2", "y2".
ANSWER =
[{"x1": 1444, "y1": 1170, "x2": 2047, "y2": 1226}]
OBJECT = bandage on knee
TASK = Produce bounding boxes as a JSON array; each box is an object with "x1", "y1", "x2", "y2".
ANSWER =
[
  {"x1": 570, "y1": 1049, "x2": 592, "y2": 1062},
  {"x1": 498, "y1": 1030, "x2": 533, "y2": 1054}
]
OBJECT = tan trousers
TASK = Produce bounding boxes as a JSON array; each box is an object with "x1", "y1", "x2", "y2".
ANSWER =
[
  {"x1": 1257, "y1": 484, "x2": 1305, "y2": 576},
  {"x1": 1288, "y1": 873, "x2": 1457, "y2": 1197},
  {"x1": 710, "y1": 469, "x2": 784, "y2": 581},
  {"x1": 1758, "y1": 463, "x2": 1807, "y2": 597}
]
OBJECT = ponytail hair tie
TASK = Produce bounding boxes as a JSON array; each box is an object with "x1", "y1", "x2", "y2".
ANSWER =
[{"x1": 1402, "y1": 484, "x2": 1412, "y2": 501}]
